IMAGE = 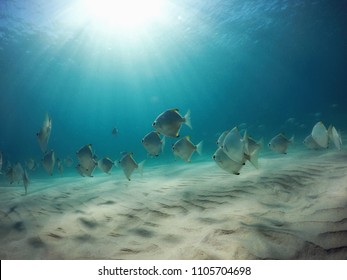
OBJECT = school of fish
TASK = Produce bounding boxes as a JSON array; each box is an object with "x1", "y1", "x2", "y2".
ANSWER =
[{"x1": 0, "y1": 109, "x2": 343, "y2": 194}]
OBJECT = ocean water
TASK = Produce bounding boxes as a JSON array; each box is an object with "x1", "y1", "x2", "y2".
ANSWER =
[{"x1": 0, "y1": 0, "x2": 347, "y2": 260}]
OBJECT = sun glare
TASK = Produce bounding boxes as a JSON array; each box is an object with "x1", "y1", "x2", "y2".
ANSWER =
[{"x1": 80, "y1": 0, "x2": 165, "y2": 30}]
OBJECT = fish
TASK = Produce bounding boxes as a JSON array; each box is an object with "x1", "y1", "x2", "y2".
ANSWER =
[
  {"x1": 303, "y1": 134, "x2": 322, "y2": 150},
  {"x1": 152, "y1": 108, "x2": 192, "y2": 138},
  {"x1": 112, "y1": 127, "x2": 119, "y2": 136},
  {"x1": 26, "y1": 158, "x2": 38, "y2": 171},
  {"x1": 172, "y1": 136, "x2": 203, "y2": 162},
  {"x1": 0, "y1": 150, "x2": 2, "y2": 174},
  {"x1": 328, "y1": 125, "x2": 342, "y2": 151},
  {"x1": 311, "y1": 121, "x2": 328, "y2": 148},
  {"x1": 98, "y1": 157, "x2": 114, "y2": 174},
  {"x1": 76, "y1": 161, "x2": 97, "y2": 177},
  {"x1": 216, "y1": 130, "x2": 230, "y2": 148},
  {"x1": 76, "y1": 144, "x2": 94, "y2": 166},
  {"x1": 64, "y1": 156, "x2": 74, "y2": 167},
  {"x1": 57, "y1": 158, "x2": 64, "y2": 175},
  {"x1": 243, "y1": 131, "x2": 262, "y2": 168},
  {"x1": 141, "y1": 131, "x2": 165, "y2": 157},
  {"x1": 23, "y1": 169, "x2": 29, "y2": 195},
  {"x1": 118, "y1": 152, "x2": 145, "y2": 181},
  {"x1": 36, "y1": 113, "x2": 52, "y2": 153},
  {"x1": 268, "y1": 133, "x2": 294, "y2": 154},
  {"x1": 213, "y1": 147, "x2": 244, "y2": 175},
  {"x1": 6, "y1": 163, "x2": 24, "y2": 184},
  {"x1": 42, "y1": 150, "x2": 55, "y2": 175},
  {"x1": 222, "y1": 127, "x2": 245, "y2": 163}
]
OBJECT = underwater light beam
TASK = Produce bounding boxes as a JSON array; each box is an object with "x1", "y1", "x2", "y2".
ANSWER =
[{"x1": 79, "y1": 0, "x2": 165, "y2": 30}]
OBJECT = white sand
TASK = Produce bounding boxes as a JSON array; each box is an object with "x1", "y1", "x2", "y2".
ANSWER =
[{"x1": 0, "y1": 149, "x2": 346, "y2": 259}]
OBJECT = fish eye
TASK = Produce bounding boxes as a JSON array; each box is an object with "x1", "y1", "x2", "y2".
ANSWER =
[
  {"x1": 152, "y1": 122, "x2": 156, "y2": 126},
  {"x1": 212, "y1": 155, "x2": 216, "y2": 159}
]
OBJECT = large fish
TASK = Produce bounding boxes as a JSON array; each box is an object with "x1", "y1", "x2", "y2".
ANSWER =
[
  {"x1": 311, "y1": 121, "x2": 328, "y2": 148},
  {"x1": 36, "y1": 113, "x2": 52, "y2": 153},
  {"x1": 42, "y1": 150, "x2": 55, "y2": 175},
  {"x1": 172, "y1": 136, "x2": 203, "y2": 162},
  {"x1": 268, "y1": 133, "x2": 294, "y2": 154},
  {"x1": 118, "y1": 152, "x2": 144, "y2": 181},
  {"x1": 76, "y1": 144, "x2": 97, "y2": 177},
  {"x1": 152, "y1": 108, "x2": 192, "y2": 138},
  {"x1": 141, "y1": 131, "x2": 165, "y2": 157},
  {"x1": 6, "y1": 162, "x2": 24, "y2": 184},
  {"x1": 222, "y1": 127, "x2": 245, "y2": 163},
  {"x1": 213, "y1": 147, "x2": 245, "y2": 175},
  {"x1": 76, "y1": 161, "x2": 97, "y2": 177}
]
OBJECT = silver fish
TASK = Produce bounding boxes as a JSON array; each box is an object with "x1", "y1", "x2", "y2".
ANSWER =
[
  {"x1": 76, "y1": 161, "x2": 97, "y2": 177},
  {"x1": 42, "y1": 150, "x2": 55, "y2": 175},
  {"x1": 98, "y1": 157, "x2": 114, "y2": 174},
  {"x1": 76, "y1": 144, "x2": 94, "y2": 167},
  {"x1": 216, "y1": 130, "x2": 230, "y2": 148},
  {"x1": 222, "y1": 127, "x2": 245, "y2": 163},
  {"x1": 311, "y1": 121, "x2": 328, "y2": 148},
  {"x1": 172, "y1": 136, "x2": 203, "y2": 162},
  {"x1": 36, "y1": 113, "x2": 52, "y2": 153},
  {"x1": 328, "y1": 125, "x2": 342, "y2": 151},
  {"x1": 268, "y1": 133, "x2": 294, "y2": 154},
  {"x1": 243, "y1": 131, "x2": 262, "y2": 169},
  {"x1": 118, "y1": 152, "x2": 144, "y2": 181},
  {"x1": 213, "y1": 147, "x2": 245, "y2": 175},
  {"x1": 153, "y1": 108, "x2": 192, "y2": 138},
  {"x1": 142, "y1": 131, "x2": 165, "y2": 157},
  {"x1": 112, "y1": 127, "x2": 119, "y2": 136},
  {"x1": 303, "y1": 134, "x2": 322, "y2": 150}
]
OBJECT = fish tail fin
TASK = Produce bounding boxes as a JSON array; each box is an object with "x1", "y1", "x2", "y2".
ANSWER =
[
  {"x1": 196, "y1": 141, "x2": 203, "y2": 155},
  {"x1": 137, "y1": 160, "x2": 145, "y2": 176},
  {"x1": 184, "y1": 109, "x2": 192, "y2": 129},
  {"x1": 249, "y1": 149, "x2": 260, "y2": 169}
]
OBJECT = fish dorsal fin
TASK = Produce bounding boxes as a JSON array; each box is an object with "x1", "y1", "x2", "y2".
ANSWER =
[{"x1": 170, "y1": 108, "x2": 179, "y2": 112}]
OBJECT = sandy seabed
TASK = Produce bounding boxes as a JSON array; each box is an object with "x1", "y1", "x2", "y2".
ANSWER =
[{"x1": 0, "y1": 149, "x2": 346, "y2": 260}]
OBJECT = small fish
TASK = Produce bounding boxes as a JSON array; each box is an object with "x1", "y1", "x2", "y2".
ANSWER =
[
  {"x1": 23, "y1": 169, "x2": 30, "y2": 195},
  {"x1": 42, "y1": 150, "x2": 55, "y2": 175},
  {"x1": 268, "y1": 133, "x2": 294, "y2": 154},
  {"x1": 57, "y1": 158, "x2": 64, "y2": 175},
  {"x1": 328, "y1": 125, "x2": 342, "y2": 151},
  {"x1": 118, "y1": 152, "x2": 144, "y2": 181},
  {"x1": 216, "y1": 130, "x2": 230, "y2": 148},
  {"x1": 172, "y1": 136, "x2": 203, "y2": 162},
  {"x1": 98, "y1": 157, "x2": 114, "y2": 174},
  {"x1": 36, "y1": 113, "x2": 52, "y2": 153},
  {"x1": 112, "y1": 127, "x2": 119, "y2": 136},
  {"x1": 152, "y1": 108, "x2": 192, "y2": 138},
  {"x1": 64, "y1": 156, "x2": 74, "y2": 167},
  {"x1": 303, "y1": 134, "x2": 322, "y2": 150},
  {"x1": 141, "y1": 131, "x2": 165, "y2": 157},
  {"x1": 213, "y1": 147, "x2": 244, "y2": 175},
  {"x1": 26, "y1": 158, "x2": 38, "y2": 171},
  {"x1": 311, "y1": 121, "x2": 328, "y2": 148},
  {"x1": 222, "y1": 127, "x2": 245, "y2": 163}
]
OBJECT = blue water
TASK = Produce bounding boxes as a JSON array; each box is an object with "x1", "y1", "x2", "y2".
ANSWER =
[{"x1": 1, "y1": 0, "x2": 346, "y2": 172}]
